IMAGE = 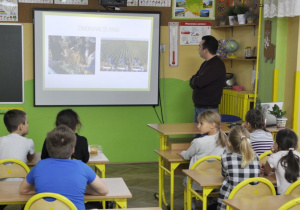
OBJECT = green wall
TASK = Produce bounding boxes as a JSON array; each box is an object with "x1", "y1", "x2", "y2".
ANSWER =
[{"x1": 0, "y1": 78, "x2": 194, "y2": 162}]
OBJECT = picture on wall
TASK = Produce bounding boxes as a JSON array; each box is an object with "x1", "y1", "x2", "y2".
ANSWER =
[{"x1": 172, "y1": 0, "x2": 215, "y2": 20}]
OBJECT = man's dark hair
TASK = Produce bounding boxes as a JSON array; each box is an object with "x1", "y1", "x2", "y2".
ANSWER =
[
  {"x1": 202, "y1": 35, "x2": 219, "y2": 55},
  {"x1": 46, "y1": 125, "x2": 76, "y2": 159},
  {"x1": 4, "y1": 109, "x2": 26, "y2": 132}
]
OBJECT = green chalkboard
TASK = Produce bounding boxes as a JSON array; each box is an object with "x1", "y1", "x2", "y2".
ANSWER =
[{"x1": 0, "y1": 24, "x2": 23, "y2": 103}]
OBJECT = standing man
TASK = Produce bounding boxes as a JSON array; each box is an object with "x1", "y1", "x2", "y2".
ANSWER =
[{"x1": 190, "y1": 35, "x2": 226, "y2": 123}]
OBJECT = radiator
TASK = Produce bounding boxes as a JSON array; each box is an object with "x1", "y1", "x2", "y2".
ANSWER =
[{"x1": 219, "y1": 89, "x2": 255, "y2": 121}]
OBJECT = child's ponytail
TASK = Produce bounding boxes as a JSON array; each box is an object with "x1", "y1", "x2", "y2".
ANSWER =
[
  {"x1": 277, "y1": 129, "x2": 300, "y2": 183},
  {"x1": 228, "y1": 125, "x2": 256, "y2": 168}
]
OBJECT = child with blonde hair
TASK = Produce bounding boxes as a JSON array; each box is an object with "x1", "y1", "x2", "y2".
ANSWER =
[
  {"x1": 180, "y1": 110, "x2": 227, "y2": 191},
  {"x1": 217, "y1": 125, "x2": 260, "y2": 210}
]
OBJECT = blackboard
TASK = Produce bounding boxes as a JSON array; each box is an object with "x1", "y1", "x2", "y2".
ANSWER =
[{"x1": 0, "y1": 24, "x2": 23, "y2": 103}]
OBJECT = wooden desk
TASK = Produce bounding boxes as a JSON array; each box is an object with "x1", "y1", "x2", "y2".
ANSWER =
[
  {"x1": 182, "y1": 168, "x2": 276, "y2": 210},
  {"x1": 148, "y1": 122, "x2": 231, "y2": 151},
  {"x1": 154, "y1": 149, "x2": 189, "y2": 210},
  {"x1": 223, "y1": 194, "x2": 298, "y2": 210},
  {"x1": 0, "y1": 178, "x2": 132, "y2": 208},
  {"x1": 27, "y1": 152, "x2": 109, "y2": 178}
]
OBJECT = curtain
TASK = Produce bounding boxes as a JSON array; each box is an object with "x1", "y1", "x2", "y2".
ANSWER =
[{"x1": 264, "y1": 0, "x2": 300, "y2": 18}]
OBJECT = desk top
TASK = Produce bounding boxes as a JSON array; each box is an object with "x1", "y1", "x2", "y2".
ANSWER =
[
  {"x1": 27, "y1": 152, "x2": 109, "y2": 166},
  {"x1": 223, "y1": 194, "x2": 297, "y2": 210},
  {"x1": 148, "y1": 122, "x2": 231, "y2": 136},
  {"x1": 182, "y1": 169, "x2": 276, "y2": 187},
  {"x1": 0, "y1": 178, "x2": 131, "y2": 204},
  {"x1": 154, "y1": 149, "x2": 188, "y2": 163}
]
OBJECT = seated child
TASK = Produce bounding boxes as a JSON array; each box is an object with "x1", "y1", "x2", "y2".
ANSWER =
[
  {"x1": 0, "y1": 109, "x2": 34, "y2": 165},
  {"x1": 244, "y1": 109, "x2": 274, "y2": 156},
  {"x1": 180, "y1": 110, "x2": 228, "y2": 190},
  {"x1": 217, "y1": 125, "x2": 260, "y2": 210},
  {"x1": 19, "y1": 125, "x2": 108, "y2": 210},
  {"x1": 263, "y1": 129, "x2": 300, "y2": 195},
  {"x1": 41, "y1": 109, "x2": 89, "y2": 163}
]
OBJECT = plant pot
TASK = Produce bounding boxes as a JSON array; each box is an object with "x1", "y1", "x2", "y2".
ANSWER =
[
  {"x1": 228, "y1": 16, "x2": 237, "y2": 25},
  {"x1": 219, "y1": 20, "x2": 226, "y2": 26},
  {"x1": 237, "y1": 14, "x2": 246, "y2": 24},
  {"x1": 276, "y1": 117, "x2": 288, "y2": 129},
  {"x1": 247, "y1": 17, "x2": 254, "y2": 24}
]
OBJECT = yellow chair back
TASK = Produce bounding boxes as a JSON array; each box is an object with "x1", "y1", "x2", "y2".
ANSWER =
[
  {"x1": 284, "y1": 180, "x2": 300, "y2": 196},
  {"x1": 226, "y1": 177, "x2": 276, "y2": 210},
  {"x1": 191, "y1": 155, "x2": 221, "y2": 170},
  {"x1": 24, "y1": 192, "x2": 77, "y2": 210},
  {"x1": 0, "y1": 159, "x2": 30, "y2": 179},
  {"x1": 278, "y1": 197, "x2": 300, "y2": 210},
  {"x1": 259, "y1": 150, "x2": 272, "y2": 165}
]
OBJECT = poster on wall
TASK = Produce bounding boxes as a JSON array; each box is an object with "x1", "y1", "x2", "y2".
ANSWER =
[
  {"x1": 54, "y1": 0, "x2": 87, "y2": 5},
  {"x1": 18, "y1": 0, "x2": 53, "y2": 3},
  {"x1": 0, "y1": 0, "x2": 18, "y2": 21},
  {"x1": 180, "y1": 22, "x2": 211, "y2": 45},
  {"x1": 139, "y1": 0, "x2": 170, "y2": 7},
  {"x1": 173, "y1": 0, "x2": 215, "y2": 20}
]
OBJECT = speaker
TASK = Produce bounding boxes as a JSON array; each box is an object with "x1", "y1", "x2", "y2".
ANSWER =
[{"x1": 98, "y1": 0, "x2": 127, "y2": 7}]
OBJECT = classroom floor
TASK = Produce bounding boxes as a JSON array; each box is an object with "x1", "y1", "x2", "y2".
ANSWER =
[{"x1": 5, "y1": 162, "x2": 207, "y2": 210}]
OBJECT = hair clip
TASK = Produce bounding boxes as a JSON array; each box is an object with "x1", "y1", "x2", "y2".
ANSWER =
[
  {"x1": 289, "y1": 148, "x2": 295, "y2": 151},
  {"x1": 240, "y1": 135, "x2": 245, "y2": 139},
  {"x1": 219, "y1": 126, "x2": 222, "y2": 129}
]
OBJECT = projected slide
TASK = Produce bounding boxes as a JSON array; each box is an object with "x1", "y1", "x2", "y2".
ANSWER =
[{"x1": 34, "y1": 9, "x2": 160, "y2": 106}]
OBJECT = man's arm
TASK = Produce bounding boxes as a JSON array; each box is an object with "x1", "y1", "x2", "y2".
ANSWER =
[
  {"x1": 19, "y1": 178, "x2": 36, "y2": 195},
  {"x1": 85, "y1": 175, "x2": 109, "y2": 195}
]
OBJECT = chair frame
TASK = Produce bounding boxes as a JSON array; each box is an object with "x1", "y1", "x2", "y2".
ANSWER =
[
  {"x1": 278, "y1": 197, "x2": 300, "y2": 210},
  {"x1": 185, "y1": 155, "x2": 221, "y2": 210},
  {"x1": 284, "y1": 179, "x2": 300, "y2": 195},
  {"x1": 24, "y1": 192, "x2": 77, "y2": 210},
  {"x1": 226, "y1": 177, "x2": 276, "y2": 210},
  {"x1": 0, "y1": 159, "x2": 30, "y2": 178},
  {"x1": 259, "y1": 150, "x2": 272, "y2": 164}
]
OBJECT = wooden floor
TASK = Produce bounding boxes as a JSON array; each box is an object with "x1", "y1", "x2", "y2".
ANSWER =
[{"x1": 5, "y1": 162, "x2": 200, "y2": 210}]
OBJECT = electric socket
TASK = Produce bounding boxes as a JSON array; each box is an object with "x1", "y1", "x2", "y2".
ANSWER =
[{"x1": 160, "y1": 44, "x2": 166, "y2": 52}]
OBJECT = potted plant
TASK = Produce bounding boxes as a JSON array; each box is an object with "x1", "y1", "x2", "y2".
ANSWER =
[
  {"x1": 226, "y1": 5, "x2": 237, "y2": 25},
  {"x1": 234, "y1": 4, "x2": 249, "y2": 24},
  {"x1": 217, "y1": 14, "x2": 227, "y2": 26},
  {"x1": 245, "y1": 11, "x2": 257, "y2": 24},
  {"x1": 269, "y1": 104, "x2": 287, "y2": 129}
]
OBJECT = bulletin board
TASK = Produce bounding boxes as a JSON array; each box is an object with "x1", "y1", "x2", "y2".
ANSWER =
[{"x1": 0, "y1": 24, "x2": 23, "y2": 103}]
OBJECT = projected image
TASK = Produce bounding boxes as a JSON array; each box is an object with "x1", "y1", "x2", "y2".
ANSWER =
[
  {"x1": 100, "y1": 40, "x2": 148, "y2": 72},
  {"x1": 48, "y1": 36, "x2": 96, "y2": 75}
]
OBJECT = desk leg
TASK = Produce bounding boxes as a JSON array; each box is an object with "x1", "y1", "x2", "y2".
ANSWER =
[
  {"x1": 95, "y1": 163, "x2": 105, "y2": 178},
  {"x1": 170, "y1": 162, "x2": 180, "y2": 210},
  {"x1": 202, "y1": 187, "x2": 214, "y2": 210},
  {"x1": 186, "y1": 176, "x2": 192, "y2": 210},
  {"x1": 159, "y1": 134, "x2": 168, "y2": 150},
  {"x1": 114, "y1": 198, "x2": 127, "y2": 209}
]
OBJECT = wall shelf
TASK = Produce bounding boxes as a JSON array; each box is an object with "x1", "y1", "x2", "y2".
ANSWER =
[
  {"x1": 212, "y1": 23, "x2": 257, "y2": 36},
  {"x1": 221, "y1": 57, "x2": 257, "y2": 68}
]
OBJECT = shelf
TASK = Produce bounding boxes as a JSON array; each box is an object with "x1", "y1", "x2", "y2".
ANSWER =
[
  {"x1": 212, "y1": 23, "x2": 257, "y2": 36},
  {"x1": 221, "y1": 57, "x2": 257, "y2": 68},
  {"x1": 211, "y1": 23, "x2": 257, "y2": 29}
]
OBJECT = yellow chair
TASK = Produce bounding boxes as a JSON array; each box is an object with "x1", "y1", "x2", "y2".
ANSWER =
[
  {"x1": 284, "y1": 180, "x2": 300, "y2": 196},
  {"x1": 0, "y1": 159, "x2": 30, "y2": 179},
  {"x1": 185, "y1": 155, "x2": 221, "y2": 210},
  {"x1": 259, "y1": 150, "x2": 272, "y2": 165},
  {"x1": 24, "y1": 192, "x2": 77, "y2": 210},
  {"x1": 278, "y1": 197, "x2": 300, "y2": 210},
  {"x1": 225, "y1": 177, "x2": 276, "y2": 210}
]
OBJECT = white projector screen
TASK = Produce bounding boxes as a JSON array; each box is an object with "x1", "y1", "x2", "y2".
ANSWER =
[{"x1": 33, "y1": 9, "x2": 160, "y2": 106}]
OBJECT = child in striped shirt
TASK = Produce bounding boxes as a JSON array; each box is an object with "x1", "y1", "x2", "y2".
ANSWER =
[{"x1": 243, "y1": 109, "x2": 274, "y2": 156}]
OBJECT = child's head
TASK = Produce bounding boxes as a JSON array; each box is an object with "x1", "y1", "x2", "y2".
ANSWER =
[
  {"x1": 4, "y1": 109, "x2": 28, "y2": 135},
  {"x1": 46, "y1": 124, "x2": 77, "y2": 159},
  {"x1": 56, "y1": 109, "x2": 81, "y2": 131},
  {"x1": 197, "y1": 110, "x2": 227, "y2": 147},
  {"x1": 228, "y1": 125, "x2": 256, "y2": 168},
  {"x1": 276, "y1": 129, "x2": 300, "y2": 183},
  {"x1": 276, "y1": 129, "x2": 298, "y2": 151},
  {"x1": 245, "y1": 109, "x2": 265, "y2": 131}
]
